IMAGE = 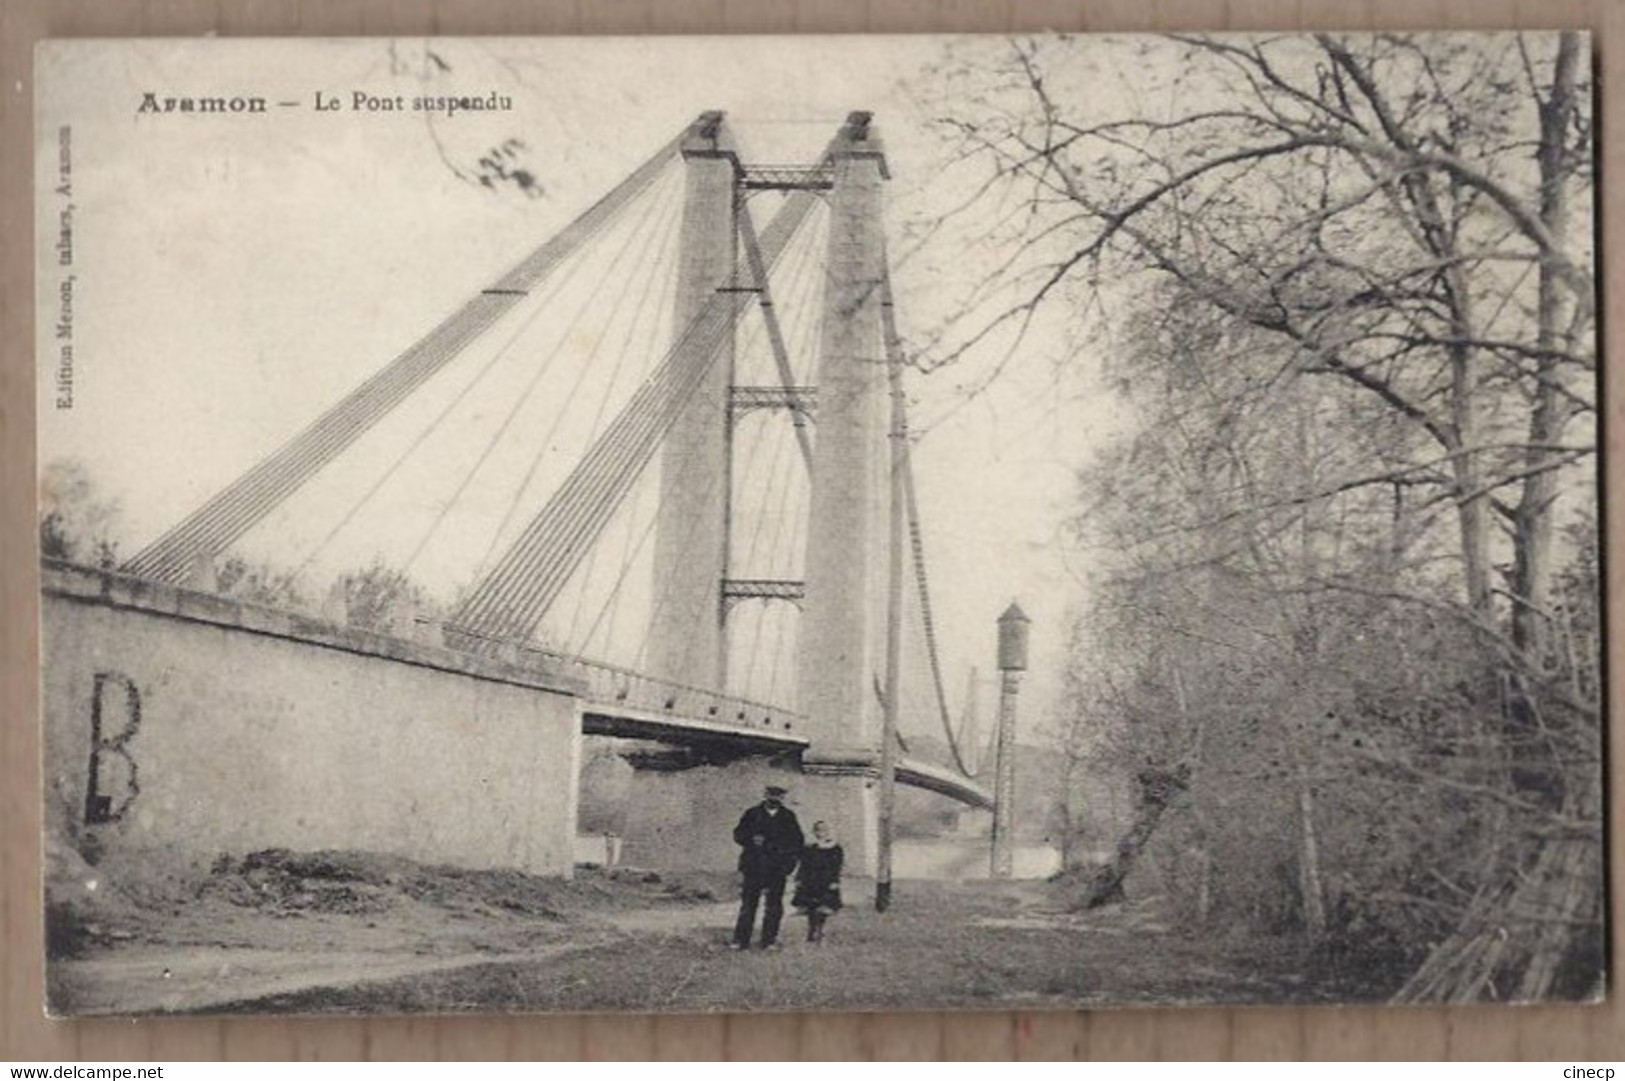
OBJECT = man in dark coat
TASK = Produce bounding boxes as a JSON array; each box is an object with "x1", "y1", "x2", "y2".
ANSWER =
[{"x1": 730, "y1": 783, "x2": 804, "y2": 950}]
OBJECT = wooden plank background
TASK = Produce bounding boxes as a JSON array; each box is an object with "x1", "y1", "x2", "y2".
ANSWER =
[{"x1": 2, "y1": 0, "x2": 1619, "y2": 1061}]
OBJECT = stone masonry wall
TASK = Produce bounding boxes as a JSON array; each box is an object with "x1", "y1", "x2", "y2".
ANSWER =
[{"x1": 41, "y1": 562, "x2": 584, "y2": 875}]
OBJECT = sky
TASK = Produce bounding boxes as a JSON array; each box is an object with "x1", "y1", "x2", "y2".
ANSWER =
[{"x1": 35, "y1": 36, "x2": 1140, "y2": 741}]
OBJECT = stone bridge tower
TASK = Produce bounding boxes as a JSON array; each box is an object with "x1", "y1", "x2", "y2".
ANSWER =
[{"x1": 624, "y1": 112, "x2": 893, "y2": 878}]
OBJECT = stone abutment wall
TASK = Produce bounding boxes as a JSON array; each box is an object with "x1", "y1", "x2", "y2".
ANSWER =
[{"x1": 40, "y1": 562, "x2": 584, "y2": 876}]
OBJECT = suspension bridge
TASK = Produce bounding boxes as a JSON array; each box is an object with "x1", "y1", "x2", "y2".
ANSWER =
[{"x1": 44, "y1": 111, "x2": 1009, "y2": 879}]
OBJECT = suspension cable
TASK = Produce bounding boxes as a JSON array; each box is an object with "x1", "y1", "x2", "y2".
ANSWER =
[
  {"x1": 408, "y1": 168, "x2": 684, "y2": 580},
  {"x1": 449, "y1": 191, "x2": 822, "y2": 644},
  {"x1": 123, "y1": 136, "x2": 682, "y2": 583},
  {"x1": 880, "y1": 268, "x2": 983, "y2": 780}
]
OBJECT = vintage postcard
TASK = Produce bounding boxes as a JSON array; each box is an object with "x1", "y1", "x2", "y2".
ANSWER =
[{"x1": 36, "y1": 34, "x2": 1601, "y2": 1014}]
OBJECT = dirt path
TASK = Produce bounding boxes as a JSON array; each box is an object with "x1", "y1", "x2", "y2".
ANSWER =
[
  {"x1": 187, "y1": 880, "x2": 1345, "y2": 1014},
  {"x1": 47, "y1": 853, "x2": 733, "y2": 1016},
  {"x1": 53, "y1": 901, "x2": 751, "y2": 1015},
  {"x1": 51, "y1": 856, "x2": 1352, "y2": 1015},
  {"x1": 602, "y1": 900, "x2": 738, "y2": 935},
  {"x1": 50, "y1": 940, "x2": 605, "y2": 1016}
]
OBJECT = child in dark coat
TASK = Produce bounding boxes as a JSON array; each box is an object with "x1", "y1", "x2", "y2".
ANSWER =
[{"x1": 792, "y1": 820, "x2": 843, "y2": 943}]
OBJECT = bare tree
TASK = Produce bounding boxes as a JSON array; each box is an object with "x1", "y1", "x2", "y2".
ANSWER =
[
  {"x1": 329, "y1": 558, "x2": 439, "y2": 634},
  {"x1": 923, "y1": 32, "x2": 1598, "y2": 1000},
  {"x1": 39, "y1": 458, "x2": 123, "y2": 566}
]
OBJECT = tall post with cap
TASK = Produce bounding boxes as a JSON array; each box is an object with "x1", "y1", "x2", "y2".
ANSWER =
[
  {"x1": 991, "y1": 601, "x2": 1030, "y2": 878},
  {"x1": 875, "y1": 233, "x2": 908, "y2": 913}
]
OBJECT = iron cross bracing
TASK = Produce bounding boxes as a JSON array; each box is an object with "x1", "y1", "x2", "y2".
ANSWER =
[
  {"x1": 721, "y1": 578, "x2": 807, "y2": 610},
  {"x1": 739, "y1": 163, "x2": 836, "y2": 191},
  {"x1": 728, "y1": 385, "x2": 818, "y2": 419}
]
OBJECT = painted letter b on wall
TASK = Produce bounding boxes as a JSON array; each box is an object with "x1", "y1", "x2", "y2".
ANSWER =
[{"x1": 85, "y1": 671, "x2": 141, "y2": 825}]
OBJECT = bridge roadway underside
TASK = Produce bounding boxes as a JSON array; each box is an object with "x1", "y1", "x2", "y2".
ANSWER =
[
  {"x1": 580, "y1": 704, "x2": 994, "y2": 812},
  {"x1": 592, "y1": 706, "x2": 995, "y2": 878}
]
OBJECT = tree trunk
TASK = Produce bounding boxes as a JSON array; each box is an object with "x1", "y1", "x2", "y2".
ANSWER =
[
  {"x1": 1296, "y1": 770, "x2": 1327, "y2": 939},
  {"x1": 1077, "y1": 765, "x2": 1189, "y2": 910},
  {"x1": 1397, "y1": 37, "x2": 1595, "y2": 1001},
  {"x1": 1504, "y1": 32, "x2": 1582, "y2": 809},
  {"x1": 1511, "y1": 30, "x2": 1583, "y2": 664},
  {"x1": 1170, "y1": 663, "x2": 1213, "y2": 924}
]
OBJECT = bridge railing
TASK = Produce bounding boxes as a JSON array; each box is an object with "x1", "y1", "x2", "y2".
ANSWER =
[
  {"x1": 565, "y1": 654, "x2": 806, "y2": 738},
  {"x1": 440, "y1": 622, "x2": 804, "y2": 740}
]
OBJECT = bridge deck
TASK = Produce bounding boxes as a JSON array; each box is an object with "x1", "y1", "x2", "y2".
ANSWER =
[
  {"x1": 572, "y1": 670, "x2": 991, "y2": 810},
  {"x1": 801, "y1": 748, "x2": 995, "y2": 811},
  {"x1": 568, "y1": 655, "x2": 808, "y2": 757},
  {"x1": 580, "y1": 703, "x2": 808, "y2": 756},
  {"x1": 568, "y1": 656, "x2": 992, "y2": 808}
]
